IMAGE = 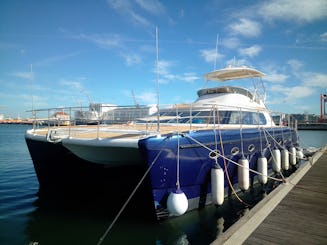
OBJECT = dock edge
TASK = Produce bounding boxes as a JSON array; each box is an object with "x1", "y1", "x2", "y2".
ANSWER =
[{"x1": 211, "y1": 144, "x2": 327, "y2": 245}]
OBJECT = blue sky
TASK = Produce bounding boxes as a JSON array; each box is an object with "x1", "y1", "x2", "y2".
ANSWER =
[{"x1": 1, "y1": 0, "x2": 326, "y2": 118}]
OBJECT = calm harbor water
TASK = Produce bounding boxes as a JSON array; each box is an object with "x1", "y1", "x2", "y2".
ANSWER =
[{"x1": 0, "y1": 124, "x2": 326, "y2": 245}]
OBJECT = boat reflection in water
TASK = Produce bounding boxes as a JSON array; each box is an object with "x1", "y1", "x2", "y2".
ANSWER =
[{"x1": 26, "y1": 178, "x2": 282, "y2": 244}]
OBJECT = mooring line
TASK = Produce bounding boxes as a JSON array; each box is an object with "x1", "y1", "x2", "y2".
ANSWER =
[
  {"x1": 183, "y1": 133, "x2": 284, "y2": 182},
  {"x1": 96, "y1": 138, "x2": 169, "y2": 245},
  {"x1": 215, "y1": 107, "x2": 251, "y2": 207}
]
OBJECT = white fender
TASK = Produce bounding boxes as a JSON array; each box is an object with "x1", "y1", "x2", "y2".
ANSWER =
[
  {"x1": 296, "y1": 149, "x2": 304, "y2": 163},
  {"x1": 272, "y1": 149, "x2": 281, "y2": 173},
  {"x1": 257, "y1": 156, "x2": 268, "y2": 184},
  {"x1": 211, "y1": 168, "x2": 224, "y2": 205},
  {"x1": 281, "y1": 149, "x2": 289, "y2": 170},
  {"x1": 167, "y1": 189, "x2": 188, "y2": 216},
  {"x1": 238, "y1": 158, "x2": 249, "y2": 191},
  {"x1": 289, "y1": 146, "x2": 297, "y2": 166}
]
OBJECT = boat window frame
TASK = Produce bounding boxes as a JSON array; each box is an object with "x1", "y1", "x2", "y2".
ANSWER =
[{"x1": 150, "y1": 109, "x2": 267, "y2": 125}]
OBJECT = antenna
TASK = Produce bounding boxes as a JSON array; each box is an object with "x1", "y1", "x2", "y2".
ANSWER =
[
  {"x1": 214, "y1": 34, "x2": 219, "y2": 70},
  {"x1": 131, "y1": 90, "x2": 139, "y2": 107},
  {"x1": 30, "y1": 64, "x2": 35, "y2": 117},
  {"x1": 155, "y1": 27, "x2": 160, "y2": 132}
]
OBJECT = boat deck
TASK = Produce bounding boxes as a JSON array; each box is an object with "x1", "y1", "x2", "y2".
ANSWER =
[
  {"x1": 244, "y1": 149, "x2": 327, "y2": 244},
  {"x1": 30, "y1": 124, "x2": 196, "y2": 138},
  {"x1": 212, "y1": 146, "x2": 327, "y2": 245},
  {"x1": 29, "y1": 123, "x2": 260, "y2": 139}
]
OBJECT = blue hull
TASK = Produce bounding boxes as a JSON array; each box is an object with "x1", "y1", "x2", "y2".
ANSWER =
[{"x1": 138, "y1": 127, "x2": 299, "y2": 217}]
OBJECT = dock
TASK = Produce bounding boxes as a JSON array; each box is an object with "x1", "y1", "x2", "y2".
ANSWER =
[
  {"x1": 297, "y1": 122, "x2": 327, "y2": 130},
  {"x1": 213, "y1": 146, "x2": 327, "y2": 245}
]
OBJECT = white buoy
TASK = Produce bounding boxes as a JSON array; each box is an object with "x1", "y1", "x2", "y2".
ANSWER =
[
  {"x1": 272, "y1": 149, "x2": 281, "y2": 173},
  {"x1": 211, "y1": 168, "x2": 224, "y2": 205},
  {"x1": 296, "y1": 149, "x2": 304, "y2": 163},
  {"x1": 281, "y1": 149, "x2": 289, "y2": 170},
  {"x1": 238, "y1": 158, "x2": 249, "y2": 191},
  {"x1": 167, "y1": 189, "x2": 188, "y2": 216},
  {"x1": 289, "y1": 146, "x2": 297, "y2": 166},
  {"x1": 257, "y1": 156, "x2": 268, "y2": 184}
]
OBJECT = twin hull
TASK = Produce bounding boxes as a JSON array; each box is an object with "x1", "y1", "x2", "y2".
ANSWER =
[{"x1": 25, "y1": 127, "x2": 298, "y2": 220}]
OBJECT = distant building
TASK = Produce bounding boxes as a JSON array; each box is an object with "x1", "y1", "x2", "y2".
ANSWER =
[{"x1": 272, "y1": 113, "x2": 319, "y2": 126}]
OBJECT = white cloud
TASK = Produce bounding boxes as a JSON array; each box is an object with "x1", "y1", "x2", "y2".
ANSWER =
[
  {"x1": 303, "y1": 73, "x2": 327, "y2": 88},
  {"x1": 287, "y1": 59, "x2": 303, "y2": 71},
  {"x1": 239, "y1": 45, "x2": 262, "y2": 57},
  {"x1": 264, "y1": 71, "x2": 288, "y2": 83},
  {"x1": 69, "y1": 31, "x2": 144, "y2": 67},
  {"x1": 229, "y1": 18, "x2": 261, "y2": 38},
  {"x1": 258, "y1": 0, "x2": 327, "y2": 23},
  {"x1": 200, "y1": 49, "x2": 224, "y2": 64},
  {"x1": 76, "y1": 33, "x2": 122, "y2": 49},
  {"x1": 270, "y1": 84, "x2": 315, "y2": 100},
  {"x1": 135, "y1": 0, "x2": 165, "y2": 15},
  {"x1": 287, "y1": 86, "x2": 315, "y2": 99},
  {"x1": 157, "y1": 60, "x2": 173, "y2": 76},
  {"x1": 122, "y1": 53, "x2": 142, "y2": 66},
  {"x1": 33, "y1": 52, "x2": 80, "y2": 67},
  {"x1": 200, "y1": 49, "x2": 216, "y2": 63},
  {"x1": 107, "y1": 0, "x2": 161, "y2": 27},
  {"x1": 155, "y1": 60, "x2": 199, "y2": 84},
  {"x1": 178, "y1": 72, "x2": 200, "y2": 83},
  {"x1": 320, "y1": 32, "x2": 327, "y2": 42},
  {"x1": 59, "y1": 79, "x2": 84, "y2": 91},
  {"x1": 136, "y1": 91, "x2": 157, "y2": 104},
  {"x1": 10, "y1": 71, "x2": 34, "y2": 80},
  {"x1": 221, "y1": 37, "x2": 240, "y2": 49},
  {"x1": 107, "y1": 0, "x2": 131, "y2": 10},
  {"x1": 129, "y1": 11, "x2": 151, "y2": 27}
]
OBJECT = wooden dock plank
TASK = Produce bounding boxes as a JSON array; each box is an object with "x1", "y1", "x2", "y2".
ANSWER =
[
  {"x1": 212, "y1": 148, "x2": 327, "y2": 245},
  {"x1": 244, "y1": 151, "x2": 327, "y2": 245}
]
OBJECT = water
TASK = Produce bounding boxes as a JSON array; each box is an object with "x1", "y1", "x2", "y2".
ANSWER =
[
  {"x1": 0, "y1": 125, "x2": 326, "y2": 245},
  {"x1": 297, "y1": 130, "x2": 327, "y2": 148}
]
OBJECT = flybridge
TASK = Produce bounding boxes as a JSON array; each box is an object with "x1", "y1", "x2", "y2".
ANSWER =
[
  {"x1": 204, "y1": 66, "x2": 265, "y2": 81},
  {"x1": 202, "y1": 66, "x2": 267, "y2": 104},
  {"x1": 197, "y1": 86, "x2": 254, "y2": 100}
]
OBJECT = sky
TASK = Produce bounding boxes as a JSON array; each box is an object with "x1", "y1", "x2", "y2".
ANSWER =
[{"x1": 0, "y1": 0, "x2": 327, "y2": 118}]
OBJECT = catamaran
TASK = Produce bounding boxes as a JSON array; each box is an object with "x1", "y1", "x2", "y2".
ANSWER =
[{"x1": 25, "y1": 65, "x2": 301, "y2": 220}]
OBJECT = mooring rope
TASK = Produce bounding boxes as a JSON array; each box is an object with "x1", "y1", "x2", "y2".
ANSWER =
[
  {"x1": 261, "y1": 127, "x2": 288, "y2": 183},
  {"x1": 212, "y1": 106, "x2": 221, "y2": 169},
  {"x1": 176, "y1": 106, "x2": 181, "y2": 189},
  {"x1": 214, "y1": 107, "x2": 251, "y2": 207},
  {"x1": 96, "y1": 137, "x2": 169, "y2": 245},
  {"x1": 259, "y1": 125, "x2": 263, "y2": 155},
  {"x1": 183, "y1": 133, "x2": 284, "y2": 182},
  {"x1": 239, "y1": 109, "x2": 245, "y2": 159},
  {"x1": 262, "y1": 127, "x2": 307, "y2": 161},
  {"x1": 96, "y1": 124, "x2": 313, "y2": 244}
]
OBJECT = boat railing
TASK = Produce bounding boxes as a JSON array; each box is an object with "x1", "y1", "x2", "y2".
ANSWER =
[
  {"x1": 27, "y1": 104, "x2": 154, "y2": 134},
  {"x1": 27, "y1": 104, "x2": 297, "y2": 140}
]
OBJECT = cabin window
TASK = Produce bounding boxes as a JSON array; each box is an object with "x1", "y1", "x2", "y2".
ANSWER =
[
  {"x1": 189, "y1": 110, "x2": 267, "y2": 125},
  {"x1": 149, "y1": 110, "x2": 267, "y2": 125}
]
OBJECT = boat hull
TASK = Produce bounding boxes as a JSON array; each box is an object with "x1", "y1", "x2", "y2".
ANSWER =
[
  {"x1": 61, "y1": 138, "x2": 143, "y2": 165},
  {"x1": 25, "y1": 133, "x2": 157, "y2": 219},
  {"x1": 138, "y1": 127, "x2": 299, "y2": 218},
  {"x1": 25, "y1": 127, "x2": 299, "y2": 220}
]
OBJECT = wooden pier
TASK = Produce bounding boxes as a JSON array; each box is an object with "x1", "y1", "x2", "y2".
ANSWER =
[{"x1": 213, "y1": 146, "x2": 327, "y2": 245}]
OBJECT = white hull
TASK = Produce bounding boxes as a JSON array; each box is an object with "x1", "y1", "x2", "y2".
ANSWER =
[{"x1": 61, "y1": 137, "x2": 143, "y2": 166}]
